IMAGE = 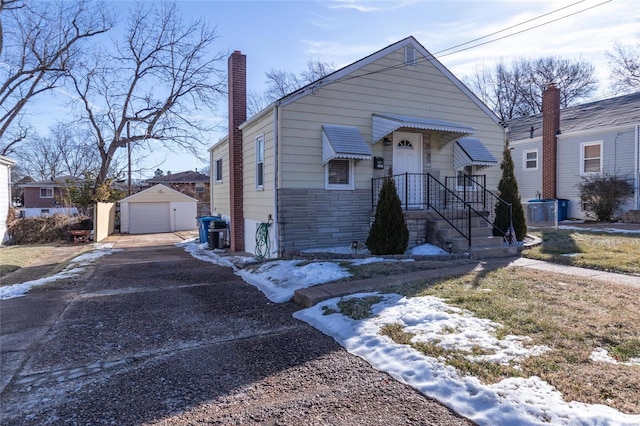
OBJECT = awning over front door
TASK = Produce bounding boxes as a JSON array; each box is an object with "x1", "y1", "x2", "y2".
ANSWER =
[
  {"x1": 372, "y1": 113, "x2": 475, "y2": 146},
  {"x1": 453, "y1": 137, "x2": 498, "y2": 170},
  {"x1": 322, "y1": 124, "x2": 372, "y2": 165}
]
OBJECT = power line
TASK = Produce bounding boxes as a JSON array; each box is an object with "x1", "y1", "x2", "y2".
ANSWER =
[
  {"x1": 433, "y1": 0, "x2": 587, "y2": 56},
  {"x1": 317, "y1": 0, "x2": 612, "y2": 87}
]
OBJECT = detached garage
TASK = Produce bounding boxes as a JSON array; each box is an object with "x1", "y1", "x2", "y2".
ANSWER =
[{"x1": 119, "y1": 184, "x2": 198, "y2": 234}]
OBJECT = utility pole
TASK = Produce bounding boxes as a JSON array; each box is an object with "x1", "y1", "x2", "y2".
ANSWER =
[{"x1": 127, "y1": 121, "x2": 132, "y2": 196}]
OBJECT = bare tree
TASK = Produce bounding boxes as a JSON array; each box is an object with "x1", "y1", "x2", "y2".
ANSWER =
[
  {"x1": 465, "y1": 56, "x2": 598, "y2": 121},
  {"x1": 70, "y1": 1, "x2": 226, "y2": 186},
  {"x1": 247, "y1": 59, "x2": 335, "y2": 117},
  {"x1": 606, "y1": 36, "x2": 640, "y2": 94},
  {"x1": 0, "y1": 0, "x2": 112, "y2": 154},
  {"x1": 17, "y1": 123, "x2": 100, "y2": 180}
]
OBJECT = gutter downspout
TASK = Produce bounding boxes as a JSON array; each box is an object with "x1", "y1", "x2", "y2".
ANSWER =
[
  {"x1": 273, "y1": 101, "x2": 281, "y2": 257},
  {"x1": 636, "y1": 125, "x2": 639, "y2": 210}
]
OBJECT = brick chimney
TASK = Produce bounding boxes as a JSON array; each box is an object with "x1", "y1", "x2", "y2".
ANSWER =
[
  {"x1": 541, "y1": 83, "x2": 560, "y2": 200},
  {"x1": 228, "y1": 50, "x2": 246, "y2": 252}
]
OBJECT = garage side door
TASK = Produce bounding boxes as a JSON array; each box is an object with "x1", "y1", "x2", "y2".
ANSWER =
[{"x1": 129, "y1": 202, "x2": 170, "y2": 234}]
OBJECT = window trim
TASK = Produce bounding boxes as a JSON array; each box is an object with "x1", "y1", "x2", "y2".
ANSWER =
[
  {"x1": 214, "y1": 157, "x2": 223, "y2": 183},
  {"x1": 325, "y1": 158, "x2": 355, "y2": 190},
  {"x1": 40, "y1": 187, "x2": 54, "y2": 198},
  {"x1": 255, "y1": 134, "x2": 265, "y2": 189},
  {"x1": 580, "y1": 141, "x2": 603, "y2": 175},
  {"x1": 523, "y1": 149, "x2": 539, "y2": 171}
]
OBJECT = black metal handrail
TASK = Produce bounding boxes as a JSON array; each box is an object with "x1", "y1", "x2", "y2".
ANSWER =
[{"x1": 371, "y1": 173, "x2": 513, "y2": 247}]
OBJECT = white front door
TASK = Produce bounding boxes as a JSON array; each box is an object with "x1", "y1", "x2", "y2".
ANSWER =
[{"x1": 392, "y1": 132, "x2": 423, "y2": 207}]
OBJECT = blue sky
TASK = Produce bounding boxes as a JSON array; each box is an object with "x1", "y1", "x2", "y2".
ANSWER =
[{"x1": 34, "y1": 0, "x2": 640, "y2": 177}]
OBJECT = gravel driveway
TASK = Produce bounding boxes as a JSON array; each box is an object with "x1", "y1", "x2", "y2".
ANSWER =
[{"x1": 1, "y1": 234, "x2": 472, "y2": 425}]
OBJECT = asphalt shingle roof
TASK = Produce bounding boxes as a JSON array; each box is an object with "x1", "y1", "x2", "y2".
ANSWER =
[{"x1": 507, "y1": 91, "x2": 640, "y2": 141}]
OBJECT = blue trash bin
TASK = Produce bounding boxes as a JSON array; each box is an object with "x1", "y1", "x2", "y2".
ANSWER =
[
  {"x1": 557, "y1": 199, "x2": 569, "y2": 221},
  {"x1": 198, "y1": 215, "x2": 220, "y2": 243}
]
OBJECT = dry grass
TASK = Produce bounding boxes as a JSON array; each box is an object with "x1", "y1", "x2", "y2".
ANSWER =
[
  {"x1": 0, "y1": 244, "x2": 58, "y2": 278},
  {"x1": 383, "y1": 267, "x2": 640, "y2": 414},
  {"x1": 524, "y1": 230, "x2": 640, "y2": 275}
]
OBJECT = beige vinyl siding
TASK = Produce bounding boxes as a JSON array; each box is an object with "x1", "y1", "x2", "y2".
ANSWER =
[
  {"x1": 210, "y1": 140, "x2": 230, "y2": 217},
  {"x1": 242, "y1": 114, "x2": 275, "y2": 223},
  {"x1": 278, "y1": 47, "x2": 503, "y2": 191},
  {"x1": 511, "y1": 139, "x2": 543, "y2": 200}
]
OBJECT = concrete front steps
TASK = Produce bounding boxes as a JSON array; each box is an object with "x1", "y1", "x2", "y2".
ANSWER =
[{"x1": 403, "y1": 210, "x2": 518, "y2": 259}]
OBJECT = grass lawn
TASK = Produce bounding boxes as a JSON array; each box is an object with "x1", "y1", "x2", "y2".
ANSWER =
[
  {"x1": 0, "y1": 244, "x2": 59, "y2": 277},
  {"x1": 523, "y1": 229, "x2": 640, "y2": 275},
  {"x1": 379, "y1": 266, "x2": 640, "y2": 414}
]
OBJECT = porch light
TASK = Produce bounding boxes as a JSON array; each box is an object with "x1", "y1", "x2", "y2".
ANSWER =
[
  {"x1": 383, "y1": 137, "x2": 392, "y2": 146},
  {"x1": 446, "y1": 241, "x2": 453, "y2": 255}
]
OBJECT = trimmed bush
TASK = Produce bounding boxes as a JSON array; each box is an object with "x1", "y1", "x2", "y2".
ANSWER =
[{"x1": 366, "y1": 175, "x2": 409, "y2": 255}]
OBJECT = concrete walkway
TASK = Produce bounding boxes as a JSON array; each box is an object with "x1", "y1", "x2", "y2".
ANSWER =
[{"x1": 294, "y1": 256, "x2": 640, "y2": 307}]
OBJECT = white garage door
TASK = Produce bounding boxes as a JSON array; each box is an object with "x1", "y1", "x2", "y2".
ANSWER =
[{"x1": 129, "y1": 202, "x2": 171, "y2": 234}]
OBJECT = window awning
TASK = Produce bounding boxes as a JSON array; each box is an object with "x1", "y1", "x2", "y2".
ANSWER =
[
  {"x1": 372, "y1": 113, "x2": 475, "y2": 146},
  {"x1": 322, "y1": 124, "x2": 372, "y2": 165},
  {"x1": 453, "y1": 137, "x2": 498, "y2": 170}
]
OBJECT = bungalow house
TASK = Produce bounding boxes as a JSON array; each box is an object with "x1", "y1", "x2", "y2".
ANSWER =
[
  {"x1": 209, "y1": 36, "x2": 512, "y2": 258},
  {"x1": 18, "y1": 176, "x2": 81, "y2": 218},
  {"x1": 145, "y1": 170, "x2": 210, "y2": 216},
  {"x1": 0, "y1": 155, "x2": 16, "y2": 243},
  {"x1": 507, "y1": 86, "x2": 640, "y2": 221}
]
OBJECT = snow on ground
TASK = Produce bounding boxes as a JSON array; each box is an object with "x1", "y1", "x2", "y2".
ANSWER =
[
  {"x1": 294, "y1": 294, "x2": 640, "y2": 426},
  {"x1": 0, "y1": 243, "x2": 122, "y2": 300},
  {"x1": 177, "y1": 238, "x2": 640, "y2": 425},
  {"x1": 558, "y1": 224, "x2": 640, "y2": 234}
]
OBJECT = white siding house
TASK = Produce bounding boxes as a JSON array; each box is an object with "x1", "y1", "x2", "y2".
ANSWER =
[
  {"x1": 508, "y1": 88, "x2": 640, "y2": 220},
  {"x1": 210, "y1": 37, "x2": 507, "y2": 257},
  {"x1": 119, "y1": 184, "x2": 197, "y2": 234},
  {"x1": 0, "y1": 155, "x2": 16, "y2": 243}
]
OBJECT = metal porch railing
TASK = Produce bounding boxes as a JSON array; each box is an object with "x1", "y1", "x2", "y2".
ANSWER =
[{"x1": 371, "y1": 173, "x2": 513, "y2": 247}]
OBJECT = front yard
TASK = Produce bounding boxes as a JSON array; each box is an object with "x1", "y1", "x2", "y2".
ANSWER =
[{"x1": 523, "y1": 229, "x2": 640, "y2": 275}]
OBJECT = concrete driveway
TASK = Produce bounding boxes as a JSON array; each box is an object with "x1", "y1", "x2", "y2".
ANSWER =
[{"x1": 1, "y1": 233, "x2": 470, "y2": 425}]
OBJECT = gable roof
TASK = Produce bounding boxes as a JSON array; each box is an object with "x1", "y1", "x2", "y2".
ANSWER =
[
  {"x1": 120, "y1": 184, "x2": 197, "y2": 203},
  {"x1": 507, "y1": 91, "x2": 640, "y2": 141},
  {"x1": 145, "y1": 170, "x2": 209, "y2": 184},
  {"x1": 239, "y1": 36, "x2": 501, "y2": 133}
]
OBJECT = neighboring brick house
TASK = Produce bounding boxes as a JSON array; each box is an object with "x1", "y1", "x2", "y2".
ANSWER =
[
  {"x1": 145, "y1": 170, "x2": 210, "y2": 216},
  {"x1": 508, "y1": 86, "x2": 640, "y2": 221},
  {"x1": 18, "y1": 176, "x2": 81, "y2": 217}
]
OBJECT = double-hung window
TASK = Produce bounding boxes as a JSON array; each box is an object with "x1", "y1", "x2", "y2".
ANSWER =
[
  {"x1": 214, "y1": 157, "x2": 223, "y2": 183},
  {"x1": 256, "y1": 135, "x2": 264, "y2": 189},
  {"x1": 581, "y1": 142, "x2": 602, "y2": 174},
  {"x1": 523, "y1": 149, "x2": 538, "y2": 170},
  {"x1": 40, "y1": 188, "x2": 54, "y2": 198}
]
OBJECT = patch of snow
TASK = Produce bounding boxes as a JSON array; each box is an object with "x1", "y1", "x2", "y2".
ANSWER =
[
  {"x1": 590, "y1": 348, "x2": 640, "y2": 367},
  {"x1": 237, "y1": 260, "x2": 351, "y2": 303},
  {"x1": 294, "y1": 294, "x2": 640, "y2": 426},
  {"x1": 0, "y1": 244, "x2": 123, "y2": 300}
]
